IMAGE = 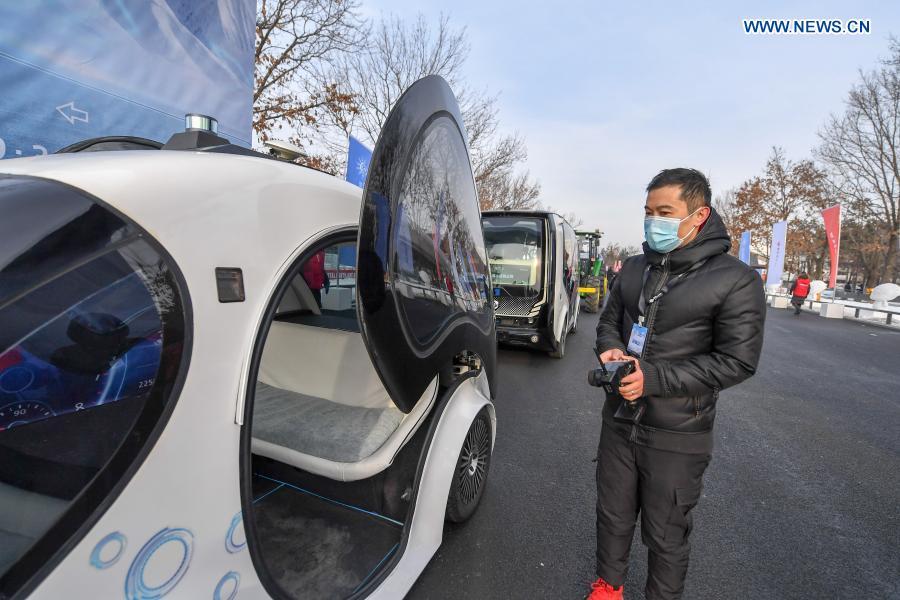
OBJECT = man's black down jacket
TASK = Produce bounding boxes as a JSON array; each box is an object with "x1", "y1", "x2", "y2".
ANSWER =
[{"x1": 595, "y1": 208, "x2": 766, "y2": 453}]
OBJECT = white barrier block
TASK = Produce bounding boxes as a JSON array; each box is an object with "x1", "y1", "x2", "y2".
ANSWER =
[
  {"x1": 858, "y1": 309, "x2": 876, "y2": 319},
  {"x1": 771, "y1": 296, "x2": 790, "y2": 309},
  {"x1": 321, "y1": 286, "x2": 353, "y2": 311},
  {"x1": 819, "y1": 303, "x2": 843, "y2": 319}
]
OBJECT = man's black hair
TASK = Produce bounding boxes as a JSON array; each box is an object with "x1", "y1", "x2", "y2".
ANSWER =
[{"x1": 646, "y1": 168, "x2": 711, "y2": 213}]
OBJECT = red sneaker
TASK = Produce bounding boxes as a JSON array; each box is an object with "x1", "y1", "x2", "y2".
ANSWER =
[{"x1": 586, "y1": 577, "x2": 623, "y2": 600}]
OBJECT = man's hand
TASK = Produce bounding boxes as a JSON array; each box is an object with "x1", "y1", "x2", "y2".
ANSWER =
[
  {"x1": 598, "y1": 348, "x2": 626, "y2": 363},
  {"x1": 598, "y1": 349, "x2": 645, "y2": 398},
  {"x1": 617, "y1": 357, "x2": 644, "y2": 400}
]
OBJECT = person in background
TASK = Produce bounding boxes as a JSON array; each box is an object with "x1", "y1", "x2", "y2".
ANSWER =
[
  {"x1": 789, "y1": 272, "x2": 811, "y2": 316},
  {"x1": 302, "y1": 250, "x2": 329, "y2": 307},
  {"x1": 606, "y1": 266, "x2": 618, "y2": 291}
]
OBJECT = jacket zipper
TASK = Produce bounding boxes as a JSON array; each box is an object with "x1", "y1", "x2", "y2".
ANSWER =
[
  {"x1": 640, "y1": 254, "x2": 669, "y2": 359},
  {"x1": 696, "y1": 388, "x2": 719, "y2": 418},
  {"x1": 631, "y1": 256, "x2": 669, "y2": 443}
]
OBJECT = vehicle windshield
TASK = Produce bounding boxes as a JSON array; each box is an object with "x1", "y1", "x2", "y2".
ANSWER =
[{"x1": 483, "y1": 216, "x2": 544, "y2": 297}]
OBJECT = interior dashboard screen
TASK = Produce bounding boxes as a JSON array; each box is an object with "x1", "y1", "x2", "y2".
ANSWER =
[{"x1": 0, "y1": 271, "x2": 163, "y2": 431}]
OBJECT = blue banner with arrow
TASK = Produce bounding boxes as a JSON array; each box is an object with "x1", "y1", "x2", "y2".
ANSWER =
[{"x1": 0, "y1": 1, "x2": 255, "y2": 159}]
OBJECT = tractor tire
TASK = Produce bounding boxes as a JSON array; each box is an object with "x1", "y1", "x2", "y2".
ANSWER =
[{"x1": 582, "y1": 275, "x2": 602, "y2": 313}]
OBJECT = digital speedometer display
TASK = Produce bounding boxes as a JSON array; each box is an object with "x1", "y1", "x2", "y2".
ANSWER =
[
  {"x1": 0, "y1": 401, "x2": 55, "y2": 430},
  {"x1": 0, "y1": 272, "x2": 164, "y2": 431},
  {"x1": 0, "y1": 333, "x2": 162, "y2": 431}
]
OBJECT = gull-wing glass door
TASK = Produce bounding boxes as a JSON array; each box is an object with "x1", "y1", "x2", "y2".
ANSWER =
[{"x1": 356, "y1": 75, "x2": 496, "y2": 413}]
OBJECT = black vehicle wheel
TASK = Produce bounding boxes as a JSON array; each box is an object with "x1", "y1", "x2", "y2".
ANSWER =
[
  {"x1": 582, "y1": 276, "x2": 602, "y2": 313},
  {"x1": 446, "y1": 408, "x2": 492, "y2": 523},
  {"x1": 549, "y1": 327, "x2": 566, "y2": 359}
]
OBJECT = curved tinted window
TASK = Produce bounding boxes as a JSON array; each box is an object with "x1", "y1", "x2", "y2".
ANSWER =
[
  {"x1": 393, "y1": 116, "x2": 492, "y2": 349},
  {"x1": 483, "y1": 216, "x2": 545, "y2": 298},
  {"x1": 0, "y1": 176, "x2": 189, "y2": 595},
  {"x1": 357, "y1": 75, "x2": 496, "y2": 412}
]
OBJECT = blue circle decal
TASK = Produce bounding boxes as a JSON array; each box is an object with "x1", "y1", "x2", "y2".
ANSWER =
[
  {"x1": 125, "y1": 527, "x2": 194, "y2": 599},
  {"x1": 90, "y1": 531, "x2": 127, "y2": 569},
  {"x1": 213, "y1": 571, "x2": 240, "y2": 600},
  {"x1": 225, "y1": 512, "x2": 245, "y2": 554}
]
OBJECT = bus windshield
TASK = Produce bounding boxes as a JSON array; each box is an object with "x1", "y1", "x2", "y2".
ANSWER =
[{"x1": 483, "y1": 216, "x2": 544, "y2": 297}]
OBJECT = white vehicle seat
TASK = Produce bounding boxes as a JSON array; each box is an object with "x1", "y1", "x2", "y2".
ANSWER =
[{"x1": 251, "y1": 321, "x2": 437, "y2": 482}]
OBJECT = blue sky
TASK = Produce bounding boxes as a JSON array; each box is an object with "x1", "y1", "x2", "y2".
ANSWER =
[{"x1": 364, "y1": 0, "x2": 899, "y2": 246}]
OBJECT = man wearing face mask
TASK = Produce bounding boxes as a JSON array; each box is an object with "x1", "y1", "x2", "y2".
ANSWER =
[{"x1": 586, "y1": 169, "x2": 766, "y2": 600}]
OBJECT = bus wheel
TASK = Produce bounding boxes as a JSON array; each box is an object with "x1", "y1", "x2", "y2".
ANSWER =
[{"x1": 549, "y1": 327, "x2": 566, "y2": 359}]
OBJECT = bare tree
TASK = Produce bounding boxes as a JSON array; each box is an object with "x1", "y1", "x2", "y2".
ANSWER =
[
  {"x1": 561, "y1": 211, "x2": 584, "y2": 229},
  {"x1": 479, "y1": 169, "x2": 542, "y2": 211},
  {"x1": 336, "y1": 14, "x2": 467, "y2": 141},
  {"x1": 330, "y1": 13, "x2": 540, "y2": 209},
  {"x1": 730, "y1": 147, "x2": 832, "y2": 276},
  {"x1": 713, "y1": 188, "x2": 739, "y2": 254},
  {"x1": 761, "y1": 147, "x2": 803, "y2": 220},
  {"x1": 817, "y1": 38, "x2": 900, "y2": 284},
  {"x1": 541, "y1": 206, "x2": 583, "y2": 228},
  {"x1": 601, "y1": 243, "x2": 641, "y2": 269},
  {"x1": 254, "y1": 0, "x2": 365, "y2": 166},
  {"x1": 842, "y1": 218, "x2": 891, "y2": 288}
]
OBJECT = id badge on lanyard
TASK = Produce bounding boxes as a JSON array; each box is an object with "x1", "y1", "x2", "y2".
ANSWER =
[
  {"x1": 630, "y1": 265, "x2": 653, "y2": 357},
  {"x1": 632, "y1": 286, "x2": 656, "y2": 357},
  {"x1": 627, "y1": 322, "x2": 648, "y2": 355},
  {"x1": 631, "y1": 258, "x2": 707, "y2": 358}
]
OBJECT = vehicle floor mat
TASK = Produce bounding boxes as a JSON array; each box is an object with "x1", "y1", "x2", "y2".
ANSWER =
[{"x1": 250, "y1": 474, "x2": 402, "y2": 599}]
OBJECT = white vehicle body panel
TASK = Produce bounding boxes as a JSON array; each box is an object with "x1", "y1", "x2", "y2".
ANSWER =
[
  {"x1": 552, "y1": 220, "x2": 568, "y2": 344},
  {"x1": 368, "y1": 372, "x2": 494, "y2": 599},
  {"x1": 0, "y1": 150, "x2": 494, "y2": 599}
]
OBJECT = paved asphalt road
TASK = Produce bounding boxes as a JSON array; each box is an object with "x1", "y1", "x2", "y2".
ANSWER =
[{"x1": 408, "y1": 307, "x2": 900, "y2": 599}]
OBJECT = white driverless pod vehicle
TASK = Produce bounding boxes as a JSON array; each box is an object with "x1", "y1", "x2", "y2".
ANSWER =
[
  {"x1": 0, "y1": 76, "x2": 497, "y2": 599},
  {"x1": 482, "y1": 210, "x2": 579, "y2": 358}
]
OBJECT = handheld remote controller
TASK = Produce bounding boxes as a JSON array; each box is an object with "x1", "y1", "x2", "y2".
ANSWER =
[{"x1": 588, "y1": 349, "x2": 645, "y2": 425}]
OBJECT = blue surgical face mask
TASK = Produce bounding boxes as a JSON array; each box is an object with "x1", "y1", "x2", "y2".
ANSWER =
[{"x1": 644, "y1": 210, "x2": 700, "y2": 253}]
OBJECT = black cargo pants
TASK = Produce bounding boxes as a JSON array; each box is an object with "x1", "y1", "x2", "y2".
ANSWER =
[{"x1": 595, "y1": 424, "x2": 711, "y2": 600}]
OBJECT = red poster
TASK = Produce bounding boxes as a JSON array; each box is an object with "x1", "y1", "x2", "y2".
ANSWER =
[{"x1": 822, "y1": 204, "x2": 841, "y2": 289}]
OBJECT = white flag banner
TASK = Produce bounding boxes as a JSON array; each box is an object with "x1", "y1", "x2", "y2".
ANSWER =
[{"x1": 766, "y1": 220, "x2": 788, "y2": 291}]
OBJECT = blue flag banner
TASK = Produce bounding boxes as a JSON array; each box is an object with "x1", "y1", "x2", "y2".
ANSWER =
[
  {"x1": 338, "y1": 244, "x2": 356, "y2": 268},
  {"x1": 346, "y1": 135, "x2": 373, "y2": 188},
  {"x1": 766, "y1": 220, "x2": 788, "y2": 291},
  {"x1": 739, "y1": 231, "x2": 752, "y2": 264},
  {"x1": 0, "y1": 1, "x2": 255, "y2": 159}
]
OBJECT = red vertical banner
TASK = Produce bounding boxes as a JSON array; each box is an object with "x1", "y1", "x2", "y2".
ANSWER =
[{"x1": 822, "y1": 204, "x2": 842, "y2": 289}]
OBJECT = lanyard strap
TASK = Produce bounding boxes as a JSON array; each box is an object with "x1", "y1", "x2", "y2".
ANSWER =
[{"x1": 638, "y1": 258, "x2": 709, "y2": 320}]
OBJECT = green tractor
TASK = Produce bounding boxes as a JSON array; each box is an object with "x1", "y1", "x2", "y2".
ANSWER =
[{"x1": 576, "y1": 229, "x2": 606, "y2": 313}]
